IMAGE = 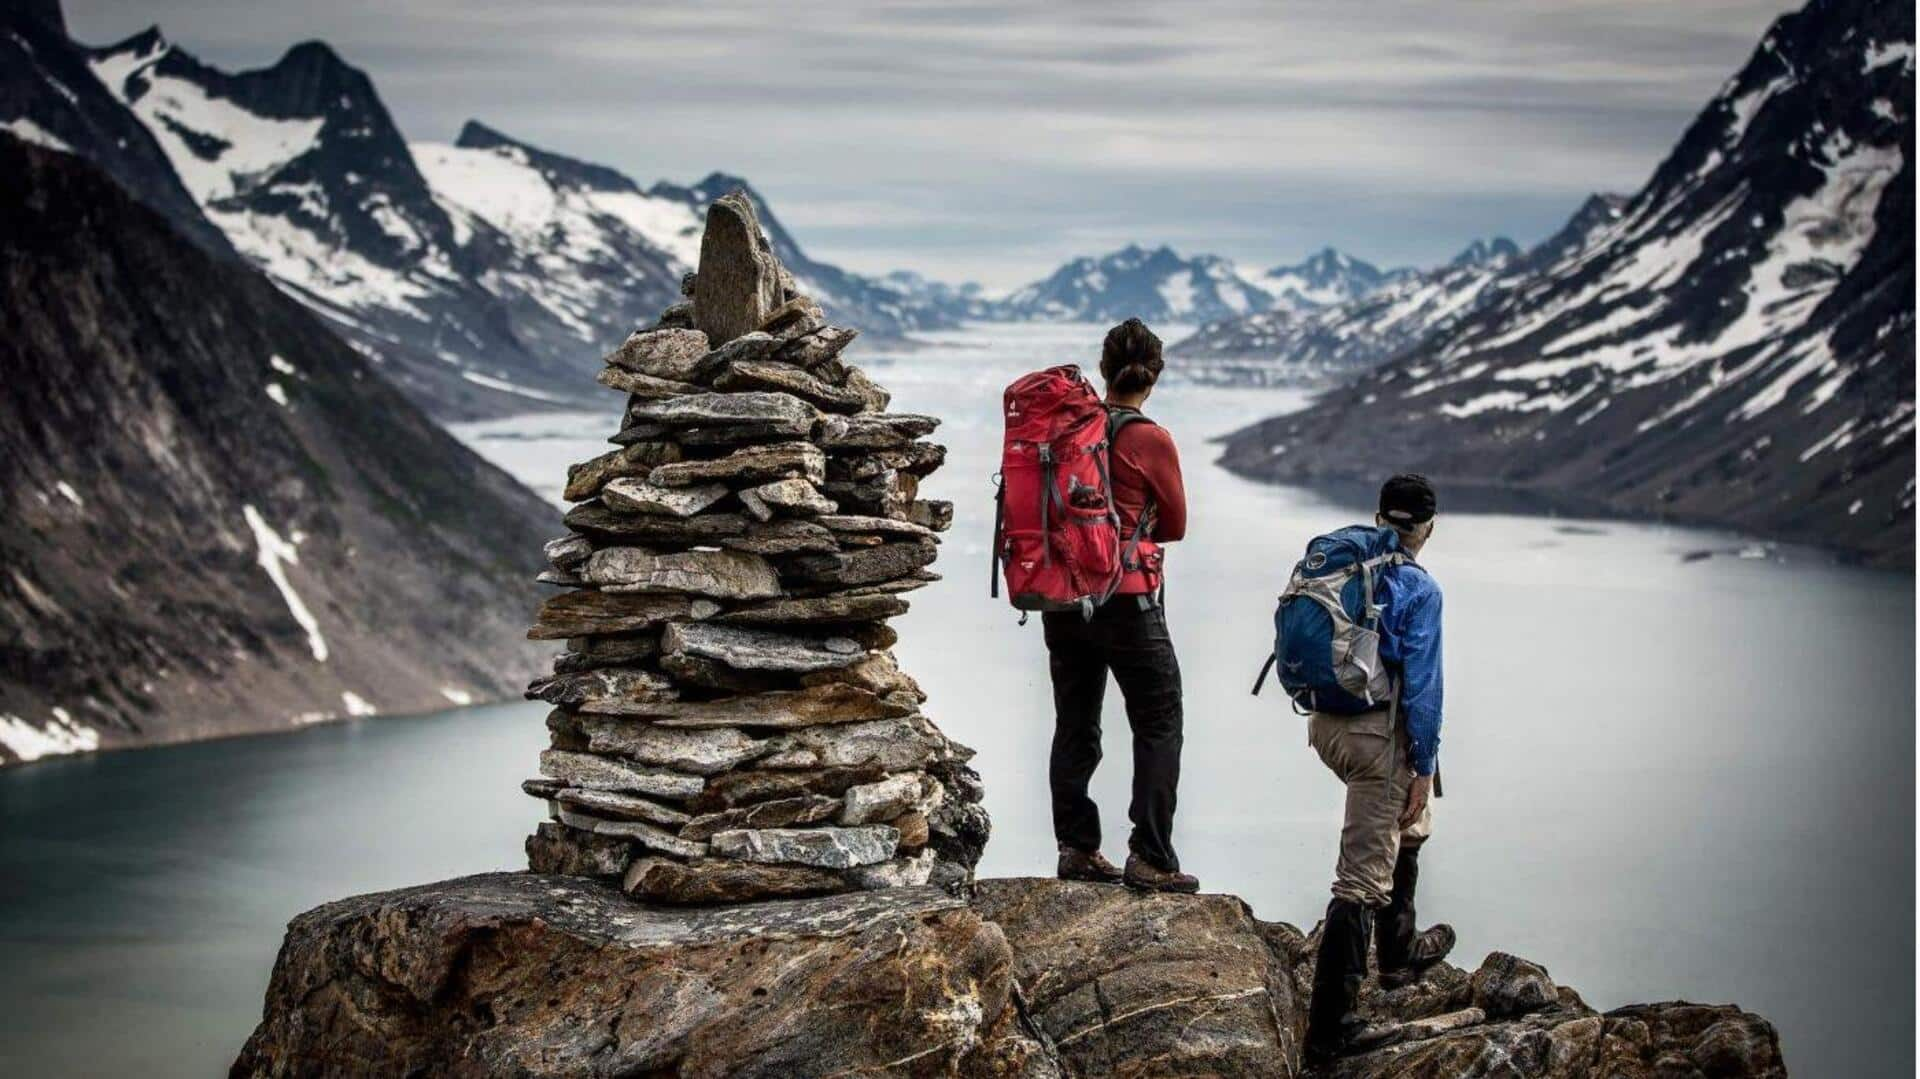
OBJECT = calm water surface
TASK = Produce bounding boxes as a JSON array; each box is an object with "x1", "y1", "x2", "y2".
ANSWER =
[{"x1": 2, "y1": 323, "x2": 1911, "y2": 1076}]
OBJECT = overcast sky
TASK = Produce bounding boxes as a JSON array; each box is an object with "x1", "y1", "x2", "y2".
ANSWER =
[{"x1": 69, "y1": 0, "x2": 1790, "y2": 289}]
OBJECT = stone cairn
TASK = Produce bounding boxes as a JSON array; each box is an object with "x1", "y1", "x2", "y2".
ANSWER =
[{"x1": 521, "y1": 193, "x2": 989, "y2": 904}]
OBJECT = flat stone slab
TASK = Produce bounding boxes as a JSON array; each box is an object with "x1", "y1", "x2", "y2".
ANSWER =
[
  {"x1": 783, "y1": 540, "x2": 938, "y2": 586},
  {"x1": 527, "y1": 668, "x2": 678, "y2": 707},
  {"x1": 739, "y1": 478, "x2": 837, "y2": 520},
  {"x1": 710, "y1": 825, "x2": 900, "y2": 869},
  {"x1": 605, "y1": 327, "x2": 710, "y2": 382},
  {"x1": 648, "y1": 440, "x2": 826, "y2": 487},
  {"x1": 714, "y1": 593, "x2": 910, "y2": 625},
  {"x1": 627, "y1": 392, "x2": 816, "y2": 435},
  {"x1": 573, "y1": 719, "x2": 767, "y2": 776},
  {"x1": 578, "y1": 682, "x2": 915, "y2": 726},
  {"x1": 596, "y1": 366, "x2": 699, "y2": 400},
  {"x1": 555, "y1": 807, "x2": 706, "y2": 859},
  {"x1": 719, "y1": 518, "x2": 840, "y2": 555},
  {"x1": 551, "y1": 787, "x2": 691, "y2": 827},
  {"x1": 715, "y1": 358, "x2": 871, "y2": 414},
  {"x1": 663, "y1": 622, "x2": 865, "y2": 673},
  {"x1": 839, "y1": 772, "x2": 937, "y2": 825},
  {"x1": 680, "y1": 795, "x2": 843, "y2": 841},
  {"x1": 775, "y1": 325, "x2": 859, "y2": 369},
  {"x1": 760, "y1": 716, "x2": 951, "y2": 772},
  {"x1": 529, "y1": 592, "x2": 719, "y2": 639},
  {"x1": 599, "y1": 478, "x2": 730, "y2": 518},
  {"x1": 539, "y1": 749, "x2": 705, "y2": 801},
  {"x1": 564, "y1": 503, "x2": 749, "y2": 544},
  {"x1": 815, "y1": 412, "x2": 939, "y2": 449},
  {"x1": 584, "y1": 547, "x2": 782, "y2": 600}
]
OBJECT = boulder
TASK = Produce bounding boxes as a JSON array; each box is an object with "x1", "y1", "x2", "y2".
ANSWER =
[
  {"x1": 709, "y1": 825, "x2": 900, "y2": 869},
  {"x1": 529, "y1": 591, "x2": 719, "y2": 639},
  {"x1": 599, "y1": 478, "x2": 730, "y2": 517},
  {"x1": 605, "y1": 327, "x2": 710, "y2": 381},
  {"x1": 649, "y1": 440, "x2": 826, "y2": 487},
  {"x1": 693, "y1": 193, "x2": 784, "y2": 345},
  {"x1": 975, "y1": 878, "x2": 1304, "y2": 1077},
  {"x1": 230, "y1": 875, "x2": 1038, "y2": 1078},
  {"x1": 583, "y1": 547, "x2": 783, "y2": 600},
  {"x1": 1470, "y1": 951, "x2": 1560, "y2": 1018},
  {"x1": 663, "y1": 622, "x2": 865, "y2": 673}
]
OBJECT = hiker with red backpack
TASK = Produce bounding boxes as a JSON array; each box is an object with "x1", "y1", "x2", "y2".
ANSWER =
[
  {"x1": 1252, "y1": 474, "x2": 1457, "y2": 1067},
  {"x1": 991, "y1": 318, "x2": 1197, "y2": 893}
]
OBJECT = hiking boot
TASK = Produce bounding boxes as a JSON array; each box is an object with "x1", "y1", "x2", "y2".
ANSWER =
[
  {"x1": 1122, "y1": 853, "x2": 1200, "y2": 893},
  {"x1": 1374, "y1": 843, "x2": 1455, "y2": 988},
  {"x1": 1056, "y1": 844, "x2": 1124, "y2": 884},
  {"x1": 1305, "y1": 898, "x2": 1373, "y2": 1067},
  {"x1": 1378, "y1": 924, "x2": 1457, "y2": 989}
]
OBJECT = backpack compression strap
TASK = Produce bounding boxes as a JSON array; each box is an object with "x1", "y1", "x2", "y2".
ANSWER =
[
  {"x1": 1097, "y1": 408, "x2": 1161, "y2": 607},
  {"x1": 988, "y1": 473, "x2": 1005, "y2": 598}
]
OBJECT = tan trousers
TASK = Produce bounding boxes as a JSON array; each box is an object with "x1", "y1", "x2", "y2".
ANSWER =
[{"x1": 1309, "y1": 708, "x2": 1433, "y2": 908}]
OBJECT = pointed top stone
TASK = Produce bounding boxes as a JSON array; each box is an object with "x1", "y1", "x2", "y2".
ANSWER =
[{"x1": 694, "y1": 192, "x2": 786, "y2": 346}]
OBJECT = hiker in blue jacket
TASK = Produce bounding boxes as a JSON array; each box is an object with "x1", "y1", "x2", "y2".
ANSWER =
[{"x1": 1304, "y1": 474, "x2": 1457, "y2": 1068}]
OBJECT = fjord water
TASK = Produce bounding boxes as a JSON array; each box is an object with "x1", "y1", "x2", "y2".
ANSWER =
[{"x1": 1, "y1": 323, "x2": 1910, "y2": 1076}]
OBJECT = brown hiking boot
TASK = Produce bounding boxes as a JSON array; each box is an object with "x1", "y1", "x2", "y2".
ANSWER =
[
  {"x1": 1378, "y1": 923, "x2": 1457, "y2": 989},
  {"x1": 1122, "y1": 853, "x2": 1200, "y2": 893},
  {"x1": 1056, "y1": 844, "x2": 1124, "y2": 883}
]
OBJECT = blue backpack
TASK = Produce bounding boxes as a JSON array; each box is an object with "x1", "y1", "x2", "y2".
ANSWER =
[{"x1": 1252, "y1": 525, "x2": 1407, "y2": 714}]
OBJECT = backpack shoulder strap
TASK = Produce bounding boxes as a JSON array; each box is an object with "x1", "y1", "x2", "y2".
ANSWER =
[{"x1": 1105, "y1": 406, "x2": 1155, "y2": 444}]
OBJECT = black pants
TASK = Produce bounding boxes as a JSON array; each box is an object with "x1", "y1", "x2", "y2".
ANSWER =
[{"x1": 1043, "y1": 597, "x2": 1184, "y2": 871}]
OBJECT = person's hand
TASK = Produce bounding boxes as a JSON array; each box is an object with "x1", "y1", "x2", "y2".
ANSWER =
[{"x1": 1399, "y1": 773, "x2": 1432, "y2": 829}]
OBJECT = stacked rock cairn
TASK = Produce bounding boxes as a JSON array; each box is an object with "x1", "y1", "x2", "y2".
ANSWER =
[{"x1": 522, "y1": 192, "x2": 990, "y2": 904}]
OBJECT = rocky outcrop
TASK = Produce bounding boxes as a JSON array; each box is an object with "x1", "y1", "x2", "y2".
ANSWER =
[
  {"x1": 521, "y1": 197, "x2": 985, "y2": 903},
  {"x1": 233, "y1": 875, "x2": 1786, "y2": 1078}
]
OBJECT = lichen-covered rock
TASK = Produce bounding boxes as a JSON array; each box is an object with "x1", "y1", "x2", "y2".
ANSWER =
[
  {"x1": 710, "y1": 824, "x2": 900, "y2": 868},
  {"x1": 975, "y1": 878, "x2": 1305, "y2": 1077},
  {"x1": 606, "y1": 327, "x2": 709, "y2": 381},
  {"x1": 598, "y1": 478, "x2": 730, "y2": 517},
  {"x1": 583, "y1": 547, "x2": 783, "y2": 600},
  {"x1": 230, "y1": 874, "x2": 1041, "y2": 1078},
  {"x1": 693, "y1": 193, "x2": 783, "y2": 345}
]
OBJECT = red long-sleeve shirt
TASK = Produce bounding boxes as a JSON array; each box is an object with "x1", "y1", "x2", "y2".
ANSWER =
[{"x1": 1108, "y1": 409, "x2": 1186, "y2": 594}]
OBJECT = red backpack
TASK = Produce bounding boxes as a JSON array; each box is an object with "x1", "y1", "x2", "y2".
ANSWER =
[{"x1": 991, "y1": 365, "x2": 1156, "y2": 617}]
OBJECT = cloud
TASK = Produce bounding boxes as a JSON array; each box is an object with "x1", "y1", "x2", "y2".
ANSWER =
[{"x1": 68, "y1": 0, "x2": 1793, "y2": 287}]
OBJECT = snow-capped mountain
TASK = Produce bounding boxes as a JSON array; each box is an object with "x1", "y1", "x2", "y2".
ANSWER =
[
  {"x1": 1219, "y1": 0, "x2": 1914, "y2": 565},
  {"x1": 997, "y1": 244, "x2": 1273, "y2": 325},
  {"x1": 1244, "y1": 247, "x2": 1407, "y2": 312},
  {"x1": 0, "y1": 135, "x2": 549, "y2": 765},
  {"x1": 4, "y1": 3, "x2": 959, "y2": 419},
  {"x1": 1173, "y1": 234, "x2": 1540, "y2": 385}
]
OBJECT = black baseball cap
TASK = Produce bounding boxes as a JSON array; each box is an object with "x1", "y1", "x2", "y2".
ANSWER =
[{"x1": 1379, "y1": 473, "x2": 1437, "y2": 525}]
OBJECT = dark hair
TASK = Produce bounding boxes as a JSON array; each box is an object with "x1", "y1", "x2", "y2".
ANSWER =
[
  {"x1": 1378, "y1": 473, "x2": 1438, "y2": 528},
  {"x1": 1100, "y1": 318, "x2": 1163, "y2": 395}
]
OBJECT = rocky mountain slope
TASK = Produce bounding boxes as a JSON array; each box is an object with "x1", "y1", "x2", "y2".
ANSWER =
[
  {"x1": 1175, "y1": 236, "x2": 1540, "y2": 386},
  {"x1": 1219, "y1": 0, "x2": 1914, "y2": 564},
  {"x1": 2, "y1": 2, "x2": 953, "y2": 420},
  {"x1": 231, "y1": 873, "x2": 1786, "y2": 1077},
  {"x1": 0, "y1": 136, "x2": 551, "y2": 767},
  {"x1": 997, "y1": 243, "x2": 1275, "y2": 325}
]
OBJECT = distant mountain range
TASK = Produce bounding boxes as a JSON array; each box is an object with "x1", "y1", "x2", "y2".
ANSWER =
[
  {"x1": 1173, "y1": 234, "x2": 1556, "y2": 386},
  {"x1": 0, "y1": 133, "x2": 551, "y2": 766},
  {"x1": 3, "y1": 5, "x2": 961, "y2": 419},
  {"x1": 1218, "y1": 0, "x2": 1914, "y2": 565},
  {"x1": 994, "y1": 244, "x2": 1275, "y2": 325}
]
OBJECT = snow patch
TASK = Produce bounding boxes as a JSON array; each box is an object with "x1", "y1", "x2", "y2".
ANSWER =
[
  {"x1": 440, "y1": 686, "x2": 474, "y2": 706},
  {"x1": 242, "y1": 504, "x2": 328, "y2": 662},
  {"x1": 341, "y1": 692, "x2": 378, "y2": 717},
  {"x1": 55, "y1": 481, "x2": 83, "y2": 507},
  {"x1": 265, "y1": 382, "x2": 290, "y2": 407},
  {"x1": 0, "y1": 710, "x2": 100, "y2": 763},
  {"x1": 2, "y1": 117, "x2": 74, "y2": 154},
  {"x1": 461, "y1": 370, "x2": 568, "y2": 402}
]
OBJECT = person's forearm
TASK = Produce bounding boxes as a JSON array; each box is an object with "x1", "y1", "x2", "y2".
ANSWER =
[{"x1": 1404, "y1": 702, "x2": 1441, "y2": 776}]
